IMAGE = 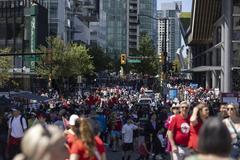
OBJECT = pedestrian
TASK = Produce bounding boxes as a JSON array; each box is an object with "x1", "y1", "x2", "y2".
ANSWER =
[
  {"x1": 223, "y1": 104, "x2": 240, "y2": 159},
  {"x1": 188, "y1": 103, "x2": 209, "y2": 152},
  {"x1": 69, "y1": 117, "x2": 106, "y2": 160},
  {"x1": 218, "y1": 103, "x2": 228, "y2": 120},
  {"x1": 65, "y1": 114, "x2": 80, "y2": 151},
  {"x1": 185, "y1": 117, "x2": 232, "y2": 160},
  {"x1": 13, "y1": 124, "x2": 68, "y2": 160},
  {"x1": 145, "y1": 113, "x2": 162, "y2": 160},
  {"x1": 165, "y1": 103, "x2": 180, "y2": 153},
  {"x1": 7, "y1": 107, "x2": 28, "y2": 160},
  {"x1": 121, "y1": 118, "x2": 142, "y2": 160},
  {"x1": 136, "y1": 135, "x2": 150, "y2": 160},
  {"x1": 167, "y1": 101, "x2": 191, "y2": 160}
]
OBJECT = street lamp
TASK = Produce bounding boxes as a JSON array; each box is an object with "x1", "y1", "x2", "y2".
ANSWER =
[{"x1": 137, "y1": 14, "x2": 169, "y2": 91}]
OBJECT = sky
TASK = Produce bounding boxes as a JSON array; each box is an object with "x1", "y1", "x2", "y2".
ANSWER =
[{"x1": 157, "y1": 0, "x2": 192, "y2": 12}]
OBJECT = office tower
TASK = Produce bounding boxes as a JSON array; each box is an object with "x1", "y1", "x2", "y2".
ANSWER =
[
  {"x1": 139, "y1": 0, "x2": 157, "y2": 49},
  {"x1": 127, "y1": 0, "x2": 139, "y2": 55},
  {"x1": 89, "y1": 0, "x2": 107, "y2": 50},
  {"x1": 103, "y1": 0, "x2": 127, "y2": 56},
  {"x1": 157, "y1": 1, "x2": 182, "y2": 62}
]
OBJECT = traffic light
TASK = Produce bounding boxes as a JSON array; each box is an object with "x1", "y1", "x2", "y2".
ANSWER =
[
  {"x1": 159, "y1": 53, "x2": 165, "y2": 64},
  {"x1": 172, "y1": 62, "x2": 177, "y2": 72},
  {"x1": 120, "y1": 54, "x2": 126, "y2": 65}
]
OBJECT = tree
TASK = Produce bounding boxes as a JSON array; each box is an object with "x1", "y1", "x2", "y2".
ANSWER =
[
  {"x1": 88, "y1": 46, "x2": 114, "y2": 72},
  {"x1": 131, "y1": 33, "x2": 158, "y2": 75},
  {"x1": 36, "y1": 37, "x2": 94, "y2": 89},
  {"x1": 0, "y1": 48, "x2": 12, "y2": 87}
]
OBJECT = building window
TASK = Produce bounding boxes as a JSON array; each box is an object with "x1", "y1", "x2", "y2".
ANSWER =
[
  {"x1": 233, "y1": 16, "x2": 240, "y2": 41},
  {"x1": 233, "y1": 0, "x2": 240, "y2": 14},
  {"x1": 232, "y1": 42, "x2": 240, "y2": 67},
  {"x1": 216, "y1": 26, "x2": 221, "y2": 43}
]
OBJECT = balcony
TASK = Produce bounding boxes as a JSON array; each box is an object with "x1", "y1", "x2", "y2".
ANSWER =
[
  {"x1": 129, "y1": 12, "x2": 137, "y2": 17},
  {"x1": 129, "y1": 37, "x2": 137, "y2": 43},
  {"x1": 129, "y1": 18, "x2": 138, "y2": 23},
  {"x1": 129, "y1": 0, "x2": 138, "y2": 5},
  {"x1": 129, "y1": 25, "x2": 137, "y2": 29},
  {"x1": 129, "y1": 31, "x2": 137, "y2": 36}
]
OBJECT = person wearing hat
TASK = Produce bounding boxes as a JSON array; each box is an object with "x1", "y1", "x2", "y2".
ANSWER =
[
  {"x1": 164, "y1": 103, "x2": 179, "y2": 152},
  {"x1": 7, "y1": 107, "x2": 27, "y2": 160},
  {"x1": 65, "y1": 114, "x2": 80, "y2": 152},
  {"x1": 167, "y1": 101, "x2": 191, "y2": 160}
]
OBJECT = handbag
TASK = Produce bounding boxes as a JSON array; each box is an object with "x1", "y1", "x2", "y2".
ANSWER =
[{"x1": 229, "y1": 119, "x2": 240, "y2": 148}]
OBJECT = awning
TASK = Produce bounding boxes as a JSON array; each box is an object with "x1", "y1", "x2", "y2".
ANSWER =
[
  {"x1": 181, "y1": 66, "x2": 222, "y2": 73},
  {"x1": 187, "y1": 0, "x2": 221, "y2": 45}
]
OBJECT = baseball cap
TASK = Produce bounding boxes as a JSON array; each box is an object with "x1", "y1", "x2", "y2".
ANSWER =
[
  {"x1": 11, "y1": 106, "x2": 21, "y2": 112},
  {"x1": 69, "y1": 114, "x2": 79, "y2": 126}
]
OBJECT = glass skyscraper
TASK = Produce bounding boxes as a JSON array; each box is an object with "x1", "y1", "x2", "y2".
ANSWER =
[
  {"x1": 139, "y1": 0, "x2": 157, "y2": 48},
  {"x1": 103, "y1": 0, "x2": 127, "y2": 55}
]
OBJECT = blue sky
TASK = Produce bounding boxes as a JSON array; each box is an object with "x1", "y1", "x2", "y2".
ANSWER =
[{"x1": 157, "y1": 0, "x2": 192, "y2": 12}]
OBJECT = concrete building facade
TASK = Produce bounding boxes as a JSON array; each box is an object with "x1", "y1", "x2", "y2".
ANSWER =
[
  {"x1": 157, "y1": 1, "x2": 182, "y2": 62},
  {"x1": 182, "y1": 0, "x2": 240, "y2": 92}
]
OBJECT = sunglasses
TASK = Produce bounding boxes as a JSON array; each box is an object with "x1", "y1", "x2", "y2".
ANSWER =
[{"x1": 227, "y1": 108, "x2": 235, "y2": 111}]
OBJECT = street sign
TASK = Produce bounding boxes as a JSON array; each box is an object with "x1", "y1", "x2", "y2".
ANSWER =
[{"x1": 128, "y1": 59, "x2": 141, "y2": 63}]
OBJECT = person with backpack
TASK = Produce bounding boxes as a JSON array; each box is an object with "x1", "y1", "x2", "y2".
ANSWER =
[{"x1": 7, "y1": 107, "x2": 28, "y2": 160}]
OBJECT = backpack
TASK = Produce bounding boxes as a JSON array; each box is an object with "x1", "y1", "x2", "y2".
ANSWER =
[{"x1": 10, "y1": 115, "x2": 28, "y2": 131}]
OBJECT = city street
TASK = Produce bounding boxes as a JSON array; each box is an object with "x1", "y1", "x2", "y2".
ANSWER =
[{"x1": 1, "y1": 0, "x2": 240, "y2": 160}]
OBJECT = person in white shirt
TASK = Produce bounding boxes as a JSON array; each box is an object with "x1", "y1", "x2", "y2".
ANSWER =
[
  {"x1": 7, "y1": 107, "x2": 27, "y2": 160},
  {"x1": 121, "y1": 118, "x2": 141, "y2": 160}
]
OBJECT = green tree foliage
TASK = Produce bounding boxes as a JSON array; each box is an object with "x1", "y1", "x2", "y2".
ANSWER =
[
  {"x1": 36, "y1": 37, "x2": 94, "y2": 79},
  {"x1": 0, "y1": 48, "x2": 12, "y2": 87},
  {"x1": 132, "y1": 33, "x2": 158, "y2": 75},
  {"x1": 88, "y1": 46, "x2": 114, "y2": 72}
]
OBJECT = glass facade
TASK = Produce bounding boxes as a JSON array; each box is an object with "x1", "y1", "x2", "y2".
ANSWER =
[
  {"x1": 139, "y1": 0, "x2": 157, "y2": 48},
  {"x1": 103, "y1": 0, "x2": 127, "y2": 55}
]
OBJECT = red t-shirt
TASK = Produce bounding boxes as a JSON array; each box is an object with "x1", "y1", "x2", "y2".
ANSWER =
[
  {"x1": 66, "y1": 133, "x2": 77, "y2": 152},
  {"x1": 94, "y1": 136, "x2": 105, "y2": 154},
  {"x1": 188, "y1": 120, "x2": 202, "y2": 150},
  {"x1": 70, "y1": 136, "x2": 105, "y2": 160},
  {"x1": 168, "y1": 114, "x2": 190, "y2": 147}
]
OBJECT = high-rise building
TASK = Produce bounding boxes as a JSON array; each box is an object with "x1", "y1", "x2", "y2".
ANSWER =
[
  {"x1": 102, "y1": 0, "x2": 157, "y2": 56},
  {"x1": 103, "y1": 0, "x2": 127, "y2": 56},
  {"x1": 139, "y1": 0, "x2": 157, "y2": 48},
  {"x1": 157, "y1": 1, "x2": 182, "y2": 62},
  {"x1": 127, "y1": 0, "x2": 139, "y2": 55},
  {"x1": 42, "y1": 0, "x2": 100, "y2": 44},
  {"x1": 42, "y1": 0, "x2": 72, "y2": 43},
  {"x1": 89, "y1": 0, "x2": 107, "y2": 50}
]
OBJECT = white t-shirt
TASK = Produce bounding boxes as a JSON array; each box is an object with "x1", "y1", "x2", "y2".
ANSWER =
[
  {"x1": 122, "y1": 123, "x2": 138, "y2": 143},
  {"x1": 9, "y1": 115, "x2": 27, "y2": 138}
]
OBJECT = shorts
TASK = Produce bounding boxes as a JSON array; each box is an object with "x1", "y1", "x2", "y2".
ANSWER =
[
  {"x1": 111, "y1": 130, "x2": 121, "y2": 138},
  {"x1": 122, "y1": 143, "x2": 133, "y2": 151}
]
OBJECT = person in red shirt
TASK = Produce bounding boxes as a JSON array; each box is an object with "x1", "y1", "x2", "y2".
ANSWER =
[
  {"x1": 167, "y1": 101, "x2": 191, "y2": 160},
  {"x1": 188, "y1": 103, "x2": 209, "y2": 152},
  {"x1": 65, "y1": 115, "x2": 80, "y2": 152},
  {"x1": 69, "y1": 118, "x2": 106, "y2": 160}
]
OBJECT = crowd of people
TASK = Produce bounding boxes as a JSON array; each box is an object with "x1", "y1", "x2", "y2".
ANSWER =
[{"x1": 0, "y1": 84, "x2": 239, "y2": 160}]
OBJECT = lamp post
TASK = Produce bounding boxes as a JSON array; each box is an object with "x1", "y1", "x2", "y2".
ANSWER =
[{"x1": 137, "y1": 14, "x2": 170, "y2": 95}]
